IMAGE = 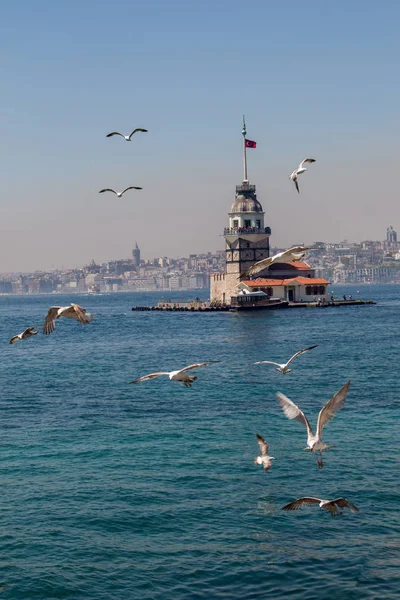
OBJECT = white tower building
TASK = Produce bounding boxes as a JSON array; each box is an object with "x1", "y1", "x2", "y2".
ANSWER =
[{"x1": 210, "y1": 118, "x2": 271, "y2": 304}]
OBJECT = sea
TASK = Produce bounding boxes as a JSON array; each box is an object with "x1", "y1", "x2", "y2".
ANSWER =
[{"x1": 0, "y1": 285, "x2": 399, "y2": 599}]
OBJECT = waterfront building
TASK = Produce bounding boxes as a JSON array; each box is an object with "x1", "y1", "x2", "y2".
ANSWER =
[
  {"x1": 210, "y1": 118, "x2": 272, "y2": 304},
  {"x1": 210, "y1": 119, "x2": 330, "y2": 304}
]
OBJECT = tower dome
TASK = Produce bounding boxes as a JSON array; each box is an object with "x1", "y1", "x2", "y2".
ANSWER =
[
  {"x1": 230, "y1": 195, "x2": 263, "y2": 213},
  {"x1": 228, "y1": 182, "x2": 265, "y2": 230}
]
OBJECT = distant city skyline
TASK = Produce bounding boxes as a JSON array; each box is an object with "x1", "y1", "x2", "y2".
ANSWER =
[
  {"x1": 1, "y1": 224, "x2": 399, "y2": 276},
  {"x1": 1, "y1": 1, "x2": 400, "y2": 272}
]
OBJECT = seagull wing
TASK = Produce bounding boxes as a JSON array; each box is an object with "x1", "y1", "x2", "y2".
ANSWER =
[
  {"x1": 177, "y1": 361, "x2": 220, "y2": 374},
  {"x1": 256, "y1": 434, "x2": 269, "y2": 457},
  {"x1": 128, "y1": 128, "x2": 148, "y2": 139},
  {"x1": 332, "y1": 498, "x2": 359, "y2": 513},
  {"x1": 23, "y1": 327, "x2": 36, "y2": 335},
  {"x1": 254, "y1": 360, "x2": 281, "y2": 367},
  {"x1": 294, "y1": 178, "x2": 300, "y2": 193},
  {"x1": 130, "y1": 372, "x2": 170, "y2": 383},
  {"x1": 43, "y1": 307, "x2": 62, "y2": 335},
  {"x1": 290, "y1": 251, "x2": 306, "y2": 262},
  {"x1": 70, "y1": 304, "x2": 92, "y2": 324},
  {"x1": 282, "y1": 497, "x2": 321, "y2": 511},
  {"x1": 239, "y1": 256, "x2": 273, "y2": 279},
  {"x1": 120, "y1": 186, "x2": 143, "y2": 195},
  {"x1": 9, "y1": 335, "x2": 20, "y2": 344},
  {"x1": 286, "y1": 345, "x2": 318, "y2": 367},
  {"x1": 277, "y1": 392, "x2": 314, "y2": 437},
  {"x1": 106, "y1": 132, "x2": 124, "y2": 138},
  {"x1": 99, "y1": 189, "x2": 117, "y2": 195},
  {"x1": 298, "y1": 158, "x2": 316, "y2": 169},
  {"x1": 316, "y1": 380, "x2": 351, "y2": 438}
]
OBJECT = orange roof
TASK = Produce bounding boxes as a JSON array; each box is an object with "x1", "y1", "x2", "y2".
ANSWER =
[
  {"x1": 293, "y1": 276, "x2": 331, "y2": 285},
  {"x1": 242, "y1": 277, "x2": 330, "y2": 287},
  {"x1": 285, "y1": 261, "x2": 311, "y2": 270}
]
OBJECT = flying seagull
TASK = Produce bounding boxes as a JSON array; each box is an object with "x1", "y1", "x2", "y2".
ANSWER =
[
  {"x1": 282, "y1": 497, "x2": 359, "y2": 517},
  {"x1": 99, "y1": 187, "x2": 142, "y2": 198},
  {"x1": 290, "y1": 158, "x2": 316, "y2": 193},
  {"x1": 106, "y1": 127, "x2": 147, "y2": 142},
  {"x1": 254, "y1": 345, "x2": 318, "y2": 374},
  {"x1": 277, "y1": 380, "x2": 351, "y2": 468},
  {"x1": 130, "y1": 361, "x2": 220, "y2": 387},
  {"x1": 43, "y1": 304, "x2": 92, "y2": 335},
  {"x1": 239, "y1": 245, "x2": 314, "y2": 280},
  {"x1": 9, "y1": 327, "x2": 38, "y2": 345},
  {"x1": 254, "y1": 434, "x2": 275, "y2": 471},
  {"x1": 106, "y1": 128, "x2": 148, "y2": 141}
]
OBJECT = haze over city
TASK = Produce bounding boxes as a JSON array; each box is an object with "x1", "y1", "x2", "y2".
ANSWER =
[{"x1": 2, "y1": 0, "x2": 400, "y2": 272}]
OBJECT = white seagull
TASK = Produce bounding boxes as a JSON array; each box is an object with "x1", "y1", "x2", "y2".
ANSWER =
[
  {"x1": 9, "y1": 327, "x2": 38, "y2": 345},
  {"x1": 130, "y1": 361, "x2": 220, "y2": 387},
  {"x1": 254, "y1": 345, "x2": 318, "y2": 374},
  {"x1": 106, "y1": 128, "x2": 148, "y2": 141},
  {"x1": 254, "y1": 434, "x2": 275, "y2": 471},
  {"x1": 277, "y1": 380, "x2": 351, "y2": 468},
  {"x1": 290, "y1": 158, "x2": 316, "y2": 193},
  {"x1": 99, "y1": 187, "x2": 142, "y2": 198},
  {"x1": 282, "y1": 496, "x2": 359, "y2": 517},
  {"x1": 239, "y1": 245, "x2": 314, "y2": 279},
  {"x1": 44, "y1": 304, "x2": 92, "y2": 335}
]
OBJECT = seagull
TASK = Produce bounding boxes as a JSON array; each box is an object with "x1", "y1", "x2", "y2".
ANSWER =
[
  {"x1": 99, "y1": 187, "x2": 142, "y2": 197},
  {"x1": 282, "y1": 497, "x2": 359, "y2": 517},
  {"x1": 43, "y1": 304, "x2": 92, "y2": 335},
  {"x1": 106, "y1": 128, "x2": 148, "y2": 141},
  {"x1": 130, "y1": 361, "x2": 220, "y2": 387},
  {"x1": 9, "y1": 327, "x2": 38, "y2": 345},
  {"x1": 254, "y1": 345, "x2": 318, "y2": 374},
  {"x1": 239, "y1": 245, "x2": 314, "y2": 279},
  {"x1": 277, "y1": 380, "x2": 351, "y2": 468},
  {"x1": 290, "y1": 158, "x2": 316, "y2": 193},
  {"x1": 254, "y1": 434, "x2": 275, "y2": 471}
]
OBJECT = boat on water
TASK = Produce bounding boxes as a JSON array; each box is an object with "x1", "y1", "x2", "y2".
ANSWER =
[
  {"x1": 229, "y1": 290, "x2": 289, "y2": 311},
  {"x1": 88, "y1": 284, "x2": 101, "y2": 294}
]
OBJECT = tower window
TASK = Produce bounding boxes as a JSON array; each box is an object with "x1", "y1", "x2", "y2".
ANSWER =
[
  {"x1": 244, "y1": 220, "x2": 251, "y2": 228},
  {"x1": 256, "y1": 220, "x2": 261, "y2": 228},
  {"x1": 233, "y1": 220, "x2": 239, "y2": 228}
]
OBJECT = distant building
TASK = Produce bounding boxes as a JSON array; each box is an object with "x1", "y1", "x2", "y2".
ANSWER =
[
  {"x1": 386, "y1": 226, "x2": 397, "y2": 244},
  {"x1": 132, "y1": 242, "x2": 141, "y2": 267}
]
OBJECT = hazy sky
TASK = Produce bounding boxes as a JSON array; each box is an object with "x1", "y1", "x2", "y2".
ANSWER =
[{"x1": 1, "y1": 0, "x2": 399, "y2": 272}]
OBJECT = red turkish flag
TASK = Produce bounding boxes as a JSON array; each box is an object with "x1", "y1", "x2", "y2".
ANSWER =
[{"x1": 245, "y1": 139, "x2": 256, "y2": 148}]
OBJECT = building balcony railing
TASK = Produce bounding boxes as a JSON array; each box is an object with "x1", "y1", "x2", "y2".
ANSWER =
[
  {"x1": 236, "y1": 183, "x2": 256, "y2": 193},
  {"x1": 224, "y1": 226, "x2": 271, "y2": 236}
]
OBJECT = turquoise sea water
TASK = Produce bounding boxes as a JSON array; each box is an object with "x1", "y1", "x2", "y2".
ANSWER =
[{"x1": 0, "y1": 285, "x2": 399, "y2": 599}]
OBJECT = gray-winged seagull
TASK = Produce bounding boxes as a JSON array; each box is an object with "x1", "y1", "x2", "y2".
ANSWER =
[
  {"x1": 239, "y1": 245, "x2": 314, "y2": 279},
  {"x1": 254, "y1": 434, "x2": 275, "y2": 471},
  {"x1": 254, "y1": 345, "x2": 318, "y2": 374},
  {"x1": 99, "y1": 186, "x2": 142, "y2": 198},
  {"x1": 282, "y1": 496, "x2": 359, "y2": 517},
  {"x1": 43, "y1": 304, "x2": 92, "y2": 335},
  {"x1": 106, "y1": 128, "x2": 148, "y2": 141},
  {"x1": 130, "y1": 361, "x2": 220, "y2": 387},
  {"x1": 9, "y1": 327, "x2": 38, "y2": 344},
  {"x1": 277, "y1": 380, "x2": 351, "y2": 468},
  {"x1": 290, "y1": 158, "x2": 316, "y2": 193}
]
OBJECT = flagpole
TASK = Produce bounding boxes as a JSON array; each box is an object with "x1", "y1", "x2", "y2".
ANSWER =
[{"x1": 242, "y1": 115, "x2": 248, "y2": 182}]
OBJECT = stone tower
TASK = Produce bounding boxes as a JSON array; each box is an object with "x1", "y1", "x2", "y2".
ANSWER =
[
  {"x1": 132, "y1": 242, "x2": 141, "y2": 267},
  {"x1": 210, "y1": 119, "x2": 271, "y2": 304}
]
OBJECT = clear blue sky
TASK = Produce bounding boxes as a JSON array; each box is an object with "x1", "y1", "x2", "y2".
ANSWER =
[{"x1": 1, "y1": 0, "x2": 399, "y2": 271}]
